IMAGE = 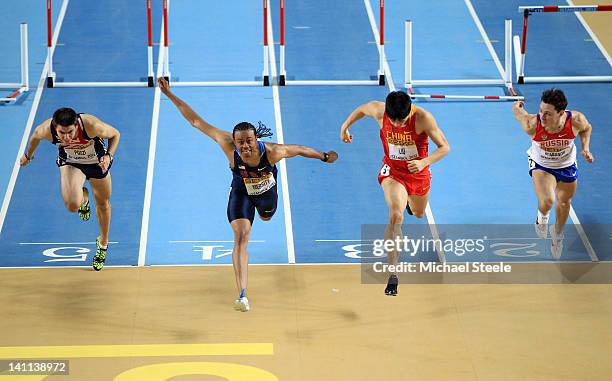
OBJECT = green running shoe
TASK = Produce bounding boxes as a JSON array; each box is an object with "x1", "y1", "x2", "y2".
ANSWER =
[
  {"x1": 92, "y1": 236, "x2": 107, "y2": 271},
  {"x1": 78, "y1": 187, "x2": 91, "y2": 221}
]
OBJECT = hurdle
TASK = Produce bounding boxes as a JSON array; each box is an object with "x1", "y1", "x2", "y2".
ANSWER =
[
  {"x1": 163, "y1": 0, "x2": 269, "y2": 87},
  {"x1": 515, "y1": 4, "x2": 612, "y2": 84},
  {"x1": 278, "y1": 0, "x2": 385, "y2": 86},
  {"x1": 0, "y1": 23, "x2": 29, "y2": 103},
  {"x1": 46, "y1": 0, "x2": 155, "y2": 88},
  {"x1": 405, "y1": 19, "x2": 524, "y2": 101}
]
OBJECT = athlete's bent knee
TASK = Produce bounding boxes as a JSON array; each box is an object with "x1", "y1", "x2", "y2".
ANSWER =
[
  {"x1": 65, "y1": 201, "x2": 80, "y2": 213},
  {"x1": 389, "y1": 210, "x2": 404, "y2": 225},
  {"x1": 541, "y1": 198, "x2": 554, "y2": 211},
  {"x1": 413, "y1": 211, "x2": 425, "y2": 219},
  {"x1": 558, "y1": 199, "x2": 572, "y2": 209}
]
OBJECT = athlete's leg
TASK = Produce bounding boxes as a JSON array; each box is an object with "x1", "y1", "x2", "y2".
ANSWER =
[
  {"x1": 407, "y1": 193, "x2": 429, "y2": 219},
  {"x1": 227, "y1": 186, "x2": 256, "y2": 308},
  {"x1": 254, "y1": 188, "x2": 278, "y2": 222},
  {"x1": 59, "y1": 165, "x2": 87, "y2": 212},
  {"x1": 531, "y1": 170, "x2": 557, "y2": 238},
  {"x1": 532, "y1": 170, "x2": 557, "y2": 215},
  {"x1": 554, "y1": 180, "x2": 577, "y2": 235},
  {"x1": 89, "y1": 174, "x2": 112, "y2": 247},
  {"x1": 381, "y1": 177, "x2": 409, "y2": 296},
  {"x1": 382, "y1": 177, "x2": 409, "y2": 267},
  {"x1": 230, "y1": 218, "x2": 251, "y2": 293}
]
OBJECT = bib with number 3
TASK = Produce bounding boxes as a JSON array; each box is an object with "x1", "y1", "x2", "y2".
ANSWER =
[{"x1": 528, "y1": 157, "x2": 536, "y2": 170}]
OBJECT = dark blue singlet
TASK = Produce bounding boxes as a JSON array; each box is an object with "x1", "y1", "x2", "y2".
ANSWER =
[
  {"x1": 227, "y1": 141, "x2": 278, "y2": 224},
  {"x1": 51, "y1": 113, "x2": 112, "y2": 179}
]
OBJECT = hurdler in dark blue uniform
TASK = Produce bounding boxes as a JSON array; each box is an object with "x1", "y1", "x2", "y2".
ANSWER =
[
  {"x1": 228, "y1": 141, "x2": 278, "y2": 224},
  {"x1": 159, "y1": 77, "x2": 338, "y2": 313}
]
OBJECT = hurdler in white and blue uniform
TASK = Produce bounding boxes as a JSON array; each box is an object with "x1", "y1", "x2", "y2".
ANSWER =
[
  {"x1": 513, "y1": 88, "x2": 594, "y2": 259},
  {"x1": 158, "y1": 78, "x2": 338, "y2": 313},
  {"x1": 20, "y1": 107, "x2": 121, "y2": 271}
]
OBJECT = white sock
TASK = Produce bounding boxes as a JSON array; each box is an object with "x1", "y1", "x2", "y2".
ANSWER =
[{"x1": 537, "y1": 210, "x2": 549, "y2": 224}]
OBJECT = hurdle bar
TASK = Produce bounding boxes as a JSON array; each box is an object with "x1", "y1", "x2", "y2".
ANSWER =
[
  {"x1": 515, "y1": 4, "x2": 612, "y2": 84},
  {"x1": 404, "y1": 19, "x2": 523, "y2": 101},
  {"x1": 164, "y1": 0, "x2": 269, "y2": 87},
  {"x1": 278, "y1": 0, "x2": 385, "y2": 86},
  {"x1": 46, "y1": 0, "x2": 155, "y2": 88},
  {"x1": 0, "y1": 23, "x2": 29, "y2": 103}
]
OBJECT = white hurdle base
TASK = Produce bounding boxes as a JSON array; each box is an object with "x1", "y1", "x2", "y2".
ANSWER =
[
  {"x1": 169, "y1": 81, "x2": 263, "y2": 87},
  {"x1": 51, "y1": 82, "x2": 152, "y2": 88},
  {"x1": 411, "y1": 79, "x2": 506, "y2": 86},
  {"x1": 284, "y1": 80, "x2": 380, "y2": 86},
  {"x1": 514, "y1": 31, "x2": 612, "y2": 84}
]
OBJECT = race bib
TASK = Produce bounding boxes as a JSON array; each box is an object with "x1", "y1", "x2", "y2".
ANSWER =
[
  {"x1": 243, "y1": 173, "x2": 276, "y2": 196},
  {"x1": 528, "y1": 157, "x2": 536, "y2": 170},
  {"x1": 388, "y1": 143, "x2": 418, "y2": 161},
  {"x1": 63, "y1": 141, "x2": 99, "y2": 164}
]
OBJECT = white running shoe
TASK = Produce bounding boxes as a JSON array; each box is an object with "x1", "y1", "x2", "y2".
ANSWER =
[
  {"x1": 550, "y1": 225, "x2": 564, "y2": 260},
  {"x1": 535, "y1": 215, "x2": 549, "y2": 239},
  {"x1": 234, "y1": 299, "x2": 241, "y2": 311},
  {"x1": 237, "y1": 296, "x2": 250, "y2": 312}
]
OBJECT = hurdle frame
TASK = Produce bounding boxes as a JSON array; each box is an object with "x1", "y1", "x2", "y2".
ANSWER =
[
  {"x1": 46, "y1": 0, "x2": 155, "y2": 88},
  {"x1": 514, "y1": 4, "x2": 612, "y2": 84},
  {"x1": 278, "y1": 0, "x2": 385, "y2": 86},
  {"x1": 404, "y1": 19, "x2": 524, "y2": 101},
  {"x1": 163, "y1": 0, "x2": 269, "y2": 87},
  {"x1": 1, "y1": 23, "x2": 29, "y2": 103}
]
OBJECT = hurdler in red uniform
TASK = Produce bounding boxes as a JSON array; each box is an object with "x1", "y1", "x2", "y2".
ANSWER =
[
  {"x1": 341, "y1": 91, "x2": 450, "y2": 296},
  {"x1": 378, "y1": 106, "x2": 431, "y2": 196}
]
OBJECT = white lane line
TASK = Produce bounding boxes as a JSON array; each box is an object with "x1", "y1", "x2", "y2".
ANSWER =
[
  {"x1": 137, "y1": 10, "x2": 167, "y2": 267},
  {"x1": 266, "y1": 1, "x2": 297, "y2": 264}
]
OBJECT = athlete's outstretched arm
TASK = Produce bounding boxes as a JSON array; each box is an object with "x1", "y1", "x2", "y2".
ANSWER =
[
  {"x1": 20, "y1": 119, "x2": 53, "y2": 167},
  {"x1": 408, "y1": 111, "x2": 450, "y2": 174},
  {"x1": 340, "y1": 101, "x2": 385, "y2": 143},
  {"x1": 512, "y1": 101, "x2": 537, "y2": 136},
  {"x1": 573, "y1": 111, "x2": 594, "y2": 163},
  {"x1": 82, "y1": 114, "x2": 121, "y2": 172},
  {"x1": 266, "y1": 143, "x2": 338, "y2": 166},
  {"x1": 158, "y1": 78, "x2": 233, "y2": 150}
]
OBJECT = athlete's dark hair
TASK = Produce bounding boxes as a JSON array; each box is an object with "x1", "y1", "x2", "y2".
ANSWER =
[
  {"x1": 541, "y1": 88, "x2": 567, "y2": 112},
  {"x1": 232, "y1": 121, "x2": 273, "y2": 139},
  {"x1": 52, "y1": 107, "x2": 78, "y2": 127},
  {"x1": 385, "y1": 91, "x2": 412, "y2": 121}
]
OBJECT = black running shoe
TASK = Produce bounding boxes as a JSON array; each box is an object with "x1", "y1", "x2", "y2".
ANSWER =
[
  {"x1": 385, "y1": 274, "x2": 398, "y2": 296},
  {"x1": 406, "y1": 201, "x2": 413, "y2": 216}
]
